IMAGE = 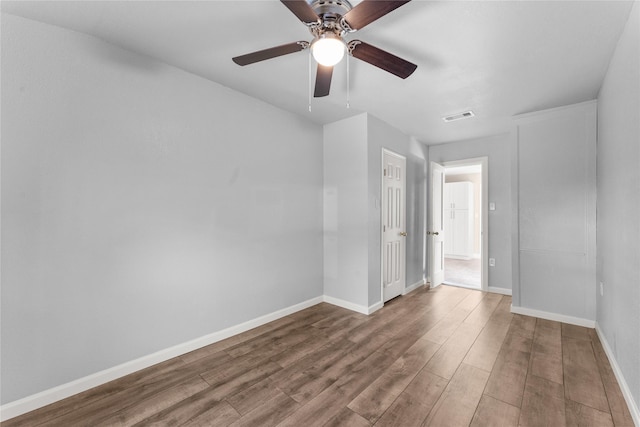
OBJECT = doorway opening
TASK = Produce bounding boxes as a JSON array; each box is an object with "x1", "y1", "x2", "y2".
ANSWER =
[
  {"x1": 428, "y1": 157, "x2": 488, "y2": 291},
  {"x1": 442, "y1": 163, "x2": 482, "y2": 289}
]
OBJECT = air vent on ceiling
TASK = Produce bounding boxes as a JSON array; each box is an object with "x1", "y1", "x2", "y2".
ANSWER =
[{"x1": 443, "y1": 111, "x2": 475, "y2": 122}]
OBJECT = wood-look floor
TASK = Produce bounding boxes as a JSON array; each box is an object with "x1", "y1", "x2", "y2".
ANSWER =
[{"x1": 3, "y1": 285, "x2": 635, "y2": 427}]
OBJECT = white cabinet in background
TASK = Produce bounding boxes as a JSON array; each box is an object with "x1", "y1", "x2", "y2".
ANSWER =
[{"x1": 443, "y1": 182, "x2": 474, "y2": 259}]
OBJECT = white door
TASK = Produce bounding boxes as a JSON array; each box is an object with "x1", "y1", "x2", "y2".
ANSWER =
[
  {"x1": 382, "y1": 149, "x2": 406, "y2": 302},
  {"x1": 429, "y1": 161, "x2": 445, "y2": 287}
]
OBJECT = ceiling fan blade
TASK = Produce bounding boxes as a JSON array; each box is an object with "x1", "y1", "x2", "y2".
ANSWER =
[
  {"x1": 232, "y1": 42, "x2": 308, "y2": 66},
  {"x1": 342, "y1": 0, "x2": 411, "y2": 31},
  {"x1": 350, "y1": 41, "x2": 417, "y2": 79},
  {"x1": 314, "y1": 64, "x2": 333, "y2": 97},
  {"x1": 281, "y1": 0, "x2": 320, "y2": 24}
]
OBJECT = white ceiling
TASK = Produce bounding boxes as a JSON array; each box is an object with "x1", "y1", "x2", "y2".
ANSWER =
[{"x1": 2, "y1": 0, "x2": 634, "y2": 144}]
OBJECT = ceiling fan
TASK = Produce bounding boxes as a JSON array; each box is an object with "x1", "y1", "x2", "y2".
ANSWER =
[{"x1": 232, "y1": 0, "x2": 417, "y2": 98}]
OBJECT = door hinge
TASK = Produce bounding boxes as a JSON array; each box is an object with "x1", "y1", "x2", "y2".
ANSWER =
[
  {"x1": 384, "y1": 169, "x2": 387, "y2": 176},
  {"x1": 383, "y1": 225, "x2": 386, "y2": 232}
]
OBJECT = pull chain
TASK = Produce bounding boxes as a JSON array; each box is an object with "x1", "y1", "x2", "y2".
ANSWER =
[
  {"x1": 308, "y1": 49, "x2": 312, "y2": 112},
  {"x1": 346, "y1": 52, "x2": 350, "y2": 109}
]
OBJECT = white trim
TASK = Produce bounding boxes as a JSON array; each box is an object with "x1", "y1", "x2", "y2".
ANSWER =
[
  {"x1": 380, "y1": 147, "x2": 407, "y2": 304},
  {"x1": 0, "y1": 296, "x2": 323, "y2": 422},
  {"x1": 403, "y1": 280, "x2": 425, "y2": 296},
  {"x1": 510, "y1": 305, "x2": 595, "y2": 328},
  {"x1": 512, "y1": 99, "x2": 597, "y2": 124},
  {"x1": 322, "y1": 295, "x2": 370, "y2": 315},
  {"x1": 488, "y1": 286, "x2": 512, "y2": 296},
  {"x1": 367, "y1": 301, "x2": 384, "y2": 315},
  {"x1": 595, "y1": 323, "x2": 640, "y2": 426},
  {"x1": 441, "y1": 157, "x2": 489, "y2": 293}
]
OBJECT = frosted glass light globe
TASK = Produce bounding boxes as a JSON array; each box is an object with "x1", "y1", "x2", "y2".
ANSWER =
[{"x1": 311, "y1": 35, "x2": 346, "y2": 66}]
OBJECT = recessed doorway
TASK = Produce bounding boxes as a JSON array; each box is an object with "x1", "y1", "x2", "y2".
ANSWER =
[{"x1": 437, "y1": 158, "x2": 488, "y2": 291}]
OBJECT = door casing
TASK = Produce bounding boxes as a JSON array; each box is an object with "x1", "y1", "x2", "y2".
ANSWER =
[
  {"x1": 431, "y1": 157, "x2": 489, "y2": 291},
  {"x1": 381, "y1": 148, "x2": 407, "y2": 303}
]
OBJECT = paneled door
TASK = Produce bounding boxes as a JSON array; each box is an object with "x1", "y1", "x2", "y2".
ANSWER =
[
  {"x1": 429, "y1": 161, "x2": 446, "y2": 286},
  {"x1": 382, "y1": 149, "x2": 406, "y2": 302}
]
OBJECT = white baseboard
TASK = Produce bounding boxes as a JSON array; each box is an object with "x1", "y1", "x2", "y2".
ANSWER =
[
  {"x1": 322, "y1": 295, "x2": 370, "y2": 315},
  {"x1": 488, "y1": 286, "x2": 512, "y2": 296},
  {"x1": 403, "y1": 280, "x2": 425, "y2": 295},
  {"x1": 0, "y1": 296, "x2": 324, "y2": 422},
  {"x1": 510, "y1": 305, "x2": 596, "y2": 328},
  {"x1": 595, "y1": 323, "x2": 640, "y2": 426},
  {"x1": 367, "y1": 301, "x2": 384, "y2": 315}
]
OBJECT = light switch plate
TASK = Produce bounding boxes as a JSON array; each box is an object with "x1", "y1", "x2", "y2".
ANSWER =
[{"x1": 489, "y1": 202, "x2": 496, "y2": 211}]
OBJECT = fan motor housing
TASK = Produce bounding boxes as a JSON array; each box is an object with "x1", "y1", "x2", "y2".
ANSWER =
[{"x1": 310, "y1": 0, "x2": 352, "y2": 20}]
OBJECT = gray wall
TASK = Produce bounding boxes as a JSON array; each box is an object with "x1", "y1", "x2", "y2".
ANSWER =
[
  {"x1": 323, "y1": 114, "x2": 369, "y2": 307},
  {"x1": 596, "y1": 0, "x2": 640, "y2": 413},
  {"x1": 1, "y1": 14, "x2": 324, "y2": 404},
  {"x1": 367, "y1": 116, "x2": 428, "y2": 306},
  {"x1": 323, "y1": 114, "x2": 427, "y2": 309},
  {"x1": 428, "y1": 133, "x2": 513, "y2": 290},
  {"x1": 513, "y1": 102, "x2": 597, "y2": 321}
]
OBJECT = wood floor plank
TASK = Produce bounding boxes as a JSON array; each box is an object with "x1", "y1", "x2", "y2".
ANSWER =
[
  {"x1": 180, "y1": 401, "x2": 241, "y2": 427},
  {"x1": 423, "y1": 363, "x2": 489, "y2": 427},
  {"x1": 562, "y1": 336, "x2": 610, "y2": 412},
  {"x1": 4, "y1": 286, "x2": 633, "y2": 427},
  {"x1": 483, "y1": 332, "x2": 532, "y2": 407},
  {"x1": 589, "y1": 329, "x2": 636, "y2": 426},
  {"x1": 375, "y1": 370, "x2": 448, "y2": 427},
  {"x1": 530, "y1": 318, "x2": 563, "y2": 384},
  {"x1": 202, "y1": 361, "x2": 282, "y2": 399},
  {"x1": 463, "y1": 292, "x2": 502, "y2": 327},
  {"x1": 229, "y1": 389, "x2": 300, "y2": 427},
  {"x1": 0, "y1": 357, "x2": 188, "y2": 427},
  {"x1": 423, "y1": 322, "x2": 484, "y2": 379},
  {"x1": 277, "y1": 350, "x2": 396, "y2": 427},
  {"x1": 561, "y1": 323, "x2": 592, "y2": 341},
  {"x1": 226, "y1": 377, "x2": 281, "y2": 415},
  {"x1": 518, "y1": 374, "x2": 566, "y2": 427},
  {"x1": 470, "y1": 394, "x2": 520, "y2": 427},
  {"x1": 133, "y1": 392, "x2": 238, "y2": 426},
  {"x1": 347, "y1": 338, "x2": 440, "y2": 423},
  {"x1": 421, "y1": 305, "x2": 474, "y2": 345},
  {"x1": 375, "y1": 391, "x2": 434, "y2": 427},
  {"x1": 463, "y1": 318, "x2": 511, "y2": 372},
  {"x1": 276, "y1": 334, "x2": 388, "y2": 404},
  {"x1": 565, "y1": 399, "x2": 614, "y2": 427},
  {"x1": 184, "y1": 303, "x2": 336, "y2": 361},
  {"x1": 490, "y1": 296, "x2": 515, "y2": 325},
  {"x1": 35, "y1": 363, "x2": 213, "y2": 427},
  {"x1": 93, "y1": 376, "x2": 209, "y2": 426},
  {"x1": 508, "y1": 314, "x2": 536, "y2": 339},
  {"x1": 322, "y1": 408, "x2": 371, "y2": 427}
]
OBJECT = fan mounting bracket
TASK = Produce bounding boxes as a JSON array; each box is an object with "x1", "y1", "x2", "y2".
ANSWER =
[{"x1": 307, "y1": 0, "x2": 356, "y2": 37}]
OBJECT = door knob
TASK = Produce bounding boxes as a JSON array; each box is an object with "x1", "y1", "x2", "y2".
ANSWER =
[
  {"x1": 399, "y1": 232, "x2": 407, "y2": 237},
  {"x1": 433, "y1": 231, "x2": 439, "y2": 235}
]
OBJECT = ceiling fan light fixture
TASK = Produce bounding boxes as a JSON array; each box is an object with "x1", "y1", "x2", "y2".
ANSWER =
[{"x1": 311, "y1": 33, "x2": 346, "y2": 66}]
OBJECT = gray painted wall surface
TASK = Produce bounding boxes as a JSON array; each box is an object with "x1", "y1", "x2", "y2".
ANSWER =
[
  {"x1": 428, "y1": 133, "x2": 513, "y2": 290},
  {"x1": 367, "y1": 116, "x2": 428, "y2": 306},
  {"x1": 323, "y1": 114, "x2": 427, "y2": 308},
  {"x1": 596, "y1": 0, "x2": 640, "y2": 412},
  {"x1": 1, "y1": 15, "x2": 324, "y2": 404},
  {"x1": 514, "y1": 102, "x2": 597, "y2": 321},
  {"x1": 323, "y1": 114, "x2": 369, "y2": 307}
]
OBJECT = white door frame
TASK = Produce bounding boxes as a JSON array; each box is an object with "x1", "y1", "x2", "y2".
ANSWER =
[
  {"x1": 428, "y1": 161, "x2": 446, "y2": 287},
  {"x1": 380, "y1": 148, "x2": 407, "y2": 303},
  {"x1": 440, "y1": 157, "x2": 489, "y2": 291}
]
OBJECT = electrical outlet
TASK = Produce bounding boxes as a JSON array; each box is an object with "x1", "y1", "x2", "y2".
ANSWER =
[
  {"x1": 489, "y1": 258, "x2": 496, "y2": 267},
  {"x1": 600, "y1": 282, "x2": 604, "y2": 296}
]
